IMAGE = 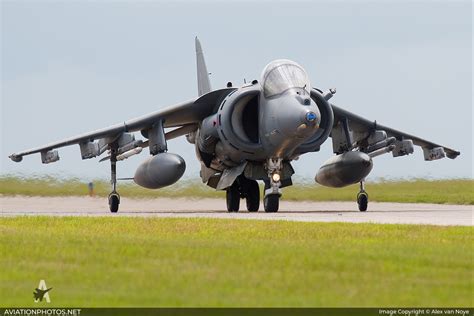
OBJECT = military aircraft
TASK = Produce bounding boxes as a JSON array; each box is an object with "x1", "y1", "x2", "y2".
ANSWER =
[
  {"x1": 9, "y1": 38, "x2": 460, "y2": 213},
  {"x1": 33, "y1": 287, "x2": 52, "y2": 302}
]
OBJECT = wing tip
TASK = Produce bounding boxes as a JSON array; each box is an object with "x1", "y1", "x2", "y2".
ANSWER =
[
  {"x1": 9, "y1": 154, "x2": 23, "y2": 162},
  {"x1": 447, "y1": 150, "x2": 460, "y2": 159}
]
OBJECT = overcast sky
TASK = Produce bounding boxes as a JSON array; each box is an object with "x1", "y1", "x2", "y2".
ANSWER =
[{"x1": 1, "y1": 0, "x2": 472, "y2": 182}]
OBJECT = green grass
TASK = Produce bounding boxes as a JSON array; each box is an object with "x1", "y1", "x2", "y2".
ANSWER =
[
  {"x1": 0, "y1": 217, "x2": 472, "y2": 307},
  {"x1": 283, "y1": 179, "x2": 474, "y2": 205},
  {"x1": 1, "y1": 176, "x2": 473, "y2": 204}
]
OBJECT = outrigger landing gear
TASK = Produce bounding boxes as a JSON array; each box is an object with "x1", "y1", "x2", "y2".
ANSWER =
[
  {"x1": 108, "y1": 145, "x2": 120, "y2": 213},
  {"x1": 357, "y1": 180, "x2": 368, "y2": 212}
]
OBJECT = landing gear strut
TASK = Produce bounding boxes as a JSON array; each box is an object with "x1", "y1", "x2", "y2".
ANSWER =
[
  {"x1": 357, "y1": 180, "x2": 368, "y2": 212},
  {"x1": 264, "y1": 158, "x2": 282, "y2": 213},
  {"x1": 108, "y1": 145, "x2": 120, "y2": 213}
]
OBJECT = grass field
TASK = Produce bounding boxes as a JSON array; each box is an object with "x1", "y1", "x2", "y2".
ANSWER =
[
  {"x1": 1, "y1": 217, "x2": 472, "y2": 307},
  {"x1": 0, "y1": 176, "x2": 473, "y2": 204}
]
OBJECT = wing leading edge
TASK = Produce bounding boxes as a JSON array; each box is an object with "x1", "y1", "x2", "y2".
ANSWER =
[
  {"x1": 9, "y1": 88, "x2": 235, "y2": 163},
  {"x1": 329, "y1": 103, "x2": 460, "y2": 160}
]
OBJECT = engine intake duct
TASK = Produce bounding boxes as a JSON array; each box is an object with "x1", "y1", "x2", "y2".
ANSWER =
[
  {"x1": 216, "y1": 88, "x2": 262, "y2": 155},
  {"x1": 197, "y1": 114, "x2": 219, "y2": 154}
]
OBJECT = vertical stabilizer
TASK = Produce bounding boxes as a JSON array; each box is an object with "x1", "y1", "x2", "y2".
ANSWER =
[{"x1": 195, "y1": 37, "x2": 212, "y2": 96}]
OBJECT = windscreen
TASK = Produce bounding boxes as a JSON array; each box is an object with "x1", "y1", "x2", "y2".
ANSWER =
[{"x1": 262, "y1": 59, "x2": 311, "y2": 98}]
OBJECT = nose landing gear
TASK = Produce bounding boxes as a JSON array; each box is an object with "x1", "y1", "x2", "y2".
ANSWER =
[
  {"x1": 357, "y1": 180, "x2": 368, "y2": 212},
  {"x1": 263, "y1": 158, "x2": 282, "y2": 213},
  {"x1": 263, "y1": 194, "x2": 279, "y2": 213}
]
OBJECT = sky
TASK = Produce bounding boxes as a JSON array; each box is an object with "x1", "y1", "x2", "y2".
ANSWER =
[{"x1": 1, "y1": 0, "x2": 472, "y2": 183}]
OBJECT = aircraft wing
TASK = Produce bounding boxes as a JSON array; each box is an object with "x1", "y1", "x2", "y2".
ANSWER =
[
  {"x1": 9, "y1": 88, "x2": 235, "y2": 163},
  {"x1": 329, "y1": 103, "x2": 460, "y2": 160}
]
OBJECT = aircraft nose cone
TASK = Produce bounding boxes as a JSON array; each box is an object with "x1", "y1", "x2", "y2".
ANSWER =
[{"x1": 270, "y1": 94, "x2": 320, "y2": 139}]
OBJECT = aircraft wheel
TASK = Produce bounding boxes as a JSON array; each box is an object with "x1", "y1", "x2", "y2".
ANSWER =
[
  {"x1": 246, "y1": 180, "x2": 260, "y2": 212},
  {"x1": 264, "y1": 194, "x2": 279, "y2": 213},
  {"x1": 226, "y1": 182, "x2": 240, "y2": 212},
  {"x1": 108, "y1": 193, "x2": 120, "y2": 213},
  {"x1": 357, "y1": 192, "x2": 368, "y2": 212}
]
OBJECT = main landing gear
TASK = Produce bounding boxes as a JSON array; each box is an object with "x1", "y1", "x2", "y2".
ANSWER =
[
  {"x1": 226, "y1": 176, "x2": 260, "y2": 212},
  {"x1": 227, "y1": 158, "x2": 283, "y2": 213},
  {"x1": 108, "y1": 145, "x2": 120, "y2": 213},
  {"x1": 357, "y1": 180, "x2": 368, "y2": 212}
]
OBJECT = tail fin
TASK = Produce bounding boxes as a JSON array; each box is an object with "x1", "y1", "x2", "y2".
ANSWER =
[{"x1": 195, "y1": 37, "x2": 212, "y2": 96}]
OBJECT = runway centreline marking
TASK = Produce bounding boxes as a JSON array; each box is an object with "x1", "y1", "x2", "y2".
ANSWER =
[{"x1": 1, "y1": 196, "x2": 472, "y2": 226}]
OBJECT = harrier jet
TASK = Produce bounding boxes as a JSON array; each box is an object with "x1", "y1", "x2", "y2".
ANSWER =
[{"x1": 9, "y1": 38, "x2": 460, "y2": 213}]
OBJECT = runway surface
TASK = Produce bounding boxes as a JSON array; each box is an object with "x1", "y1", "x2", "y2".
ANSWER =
[{"x1": 1, "y1": 196, "x2": 472, "y2": 226}]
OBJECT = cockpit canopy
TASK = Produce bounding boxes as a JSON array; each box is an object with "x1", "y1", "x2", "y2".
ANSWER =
[{"x1": 261, "y1": 59, "x2": 311, "y2": 98}]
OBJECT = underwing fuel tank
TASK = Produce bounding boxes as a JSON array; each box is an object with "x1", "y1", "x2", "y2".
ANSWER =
[
  {"x1": 315, "y1": 151, "x2": 373, "y2": 188},
  {"x1": 134, "y1": 153, "x2": 186, "y2": 189}
]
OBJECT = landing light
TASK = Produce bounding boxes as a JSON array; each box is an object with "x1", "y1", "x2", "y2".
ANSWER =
[{"x1": 272, "y1": 173, "x2": 281, "y2": 182}]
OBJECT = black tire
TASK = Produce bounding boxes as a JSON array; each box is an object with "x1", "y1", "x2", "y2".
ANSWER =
[
  {"x1": 246, "y1": 180, "x2": 260, "y2": 212},
  {"x1": 226, "y1": 183, "x2": 240, "y2": 212},
  {"x1": 109, "y1": 193, "x2": 120, "y2": 213},
  {"x1": 264, "y1": 194, "x2": 279, "y2": 212},
  {"x1": 357, "y1": 192, "x2": 368, "y2": 212}
]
